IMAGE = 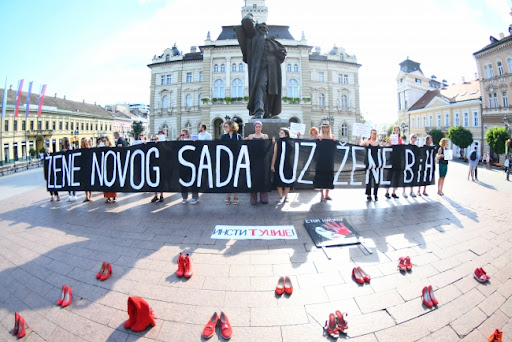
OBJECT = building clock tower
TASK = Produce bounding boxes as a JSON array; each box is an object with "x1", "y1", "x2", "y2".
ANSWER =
[{"x1": 241, "y1": 0, "x2": 268, "y2": 22}]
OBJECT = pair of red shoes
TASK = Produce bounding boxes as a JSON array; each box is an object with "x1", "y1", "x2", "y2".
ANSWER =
[
  {"x1": 202, "y1": 312, "x2": 232, "y2": 340},
  {"x1": 57, "y1": 285, "x2": 72, "y2": 307},
  {"x1": 421, "y1": 285, "x2": 438, "y2": 308},
  {"x1": 324, "y1": 310, "x2": 348, "y2": 338},
  {"x1": 96, "y1": 262, "x2": 112, "y2": 281},
  {"x1": 398, "y1": 256, "x2": 413, "y2": 271},
  {"x1": 13, "y1": 312, "x2": 27, "y2": 339},
  {"x1": 474, "y1": 267, "x2": 490, "y2": 283},
  {"x1": 176, "y1": 253, "x2": 193, "y2": 278},
  {"x1": 352, "y1": 267, "x2": 370, "y2": 284},
  {"x1": 275, "y1": 276, "x2": 293, "y2": 295},
  {"x1": 124, "y1": 296, "x2": 156, "y2": 332}
]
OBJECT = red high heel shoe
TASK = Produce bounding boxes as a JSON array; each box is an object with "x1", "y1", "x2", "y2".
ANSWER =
[
  {"x1": 202, "y1": 312, "x2": 219, "y2": 339},
  {"x1": 100, "y1": 263, "x2": 112, "y2": 281},
  {"x1": 358, "y1": 267, "x2": 371, "y2": 282},
  {"x1": 61, "y1": 286, "x2": 72, "y2": 307},
  {"x1": 284, "y1": 276, "x2": 293, "y2": 295},
  {"x1": 428, "y1": 285, "x2": 438, "y2": 306},
  {"x1": 96, "y1": 262, "x2": 107, "y2": 279},
  {"x1": 398, "y1": 257, "x2": 407, "y2": 271},
  {"x1": 184, "y1": 254, "x2": 193, "y2": 278},
  {"x1": 404, "y1": 256, "x2": 412, "y2": 271},
  {"x1": 421, "y1": 286, "x2": 433, "y2": 308},
  {"x1": 13, "y1": 312, "x2": 19, "y2": 335},
  {"x1": 335, "y1": 310, "x2": 348, "y2": 333},
  {"x1": 352, "y1": 267, "x2": 365, "y2": 284},
  {"x1": 57, "y1": 285, "x2": 67, "y2": 305},
  {"x1": 219, "y1": 311, "x2": 232, "y2": 339},
  {"x1": 480, "y1": 268, "x2": 490, "y2": 281},
  {"x1": 275, "y1": 276, "x2": 285, "y2": 295},
  {"x1": 176, "y1": 253, "x2": 185, "y2": 277},
  {"x1": 324, "y1": 313, "x2": 339, "y2": 338},
  {"x1": 15, "y1": 313, "x2": 27, "y2": 339}
]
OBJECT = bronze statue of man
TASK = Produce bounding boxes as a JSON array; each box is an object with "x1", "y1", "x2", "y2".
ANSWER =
[{"x1": 235, "y1": 14, "x2": 287, "y2": 119}]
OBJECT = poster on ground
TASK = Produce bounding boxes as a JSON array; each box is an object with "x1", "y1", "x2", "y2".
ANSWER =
[
  {"x1": 303, "y1": 218, "x2": 360, "y2": 247},
  {"x1": 211, "y1": 225, "x2": 297, "y2": 240}
]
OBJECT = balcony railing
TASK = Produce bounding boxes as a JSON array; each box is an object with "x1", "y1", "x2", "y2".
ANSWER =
[{"x1": 26, "y1": 130, "x2": 54, "y2": 136}]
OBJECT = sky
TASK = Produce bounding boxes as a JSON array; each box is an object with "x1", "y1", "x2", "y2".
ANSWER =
[{"x1": 0, "y1": 0, "x2": 511, "y2": 125}]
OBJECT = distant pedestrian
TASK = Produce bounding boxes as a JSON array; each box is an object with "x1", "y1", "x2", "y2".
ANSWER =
[
  {"x1": 505, "y1": 156, "x2": 510, "y2": 181},
  {"x1": 317, "y1": 120, "x2": 336, "y2": 203},
  {"x1": 197, "y1": 123, "x2": 212, "y2": 141},
  {"x1": 437, "y1": 138, "x2": 449, "y2": 195},
  {"x1": 407, "y1": 134, "x2": 419, "y2": 197},
  {"x1": 359, "y1": 128, "x2": 380, "y2": 201},
  {"x1": 246, "y1": 121, "x2": 269, "y2": 204},
  {"x1": 221, "y1": 121, "x2": 243, "y2": 205},
  {"x1": 102, "y1": 138, "x2": 117, "y2": 203},
  {"x1": 114, "y1": 132, "x2": 127, "y2": 147},
  {"x1": 80, "y1": 138, "x2": 93, "y2": 202},
  {"x1": 150, "y1": 135, "x2": 164, "y2": 203},
  {"x1": 61, "y1": 137, "x2": 76, "y2": 202},
  {"x1": 385, "y1": 126, "x2": 403, "y2": 199},
  {"x1": 309, "y1": 127, "x2": 319, "y2": 139},
  {"x1": 44, "y1": 148, "x2": 59, "y2": 201},
  {"x1": 468, "y1": 146, "x2": 478, "y2": 181},
  {"x1": 418, "y1": 135, "x2": 433, "y2": 196},
  {"x1": 179, "y1": 129, "x2": 200, "y2": 204},
  {"x1": 271, "y1": 128, "x2": 292, "y2": 203},
  {"x1": 486, "y1": 152, "x2": 491, "y2": 169}
]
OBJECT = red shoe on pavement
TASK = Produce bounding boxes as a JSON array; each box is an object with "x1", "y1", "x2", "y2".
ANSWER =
[
  {"x1": 284, "y1": 276, "x2": 293, "y2": 295},
  {"x1": 176, "y1": 253, "x2": 185, "y2": 277},
  {"x1": 398, "y1": 257, "x2": 407, "y2": 271},
  {"x1": 358, "y1": 267, "x2": 371, "y2": 282},
  {"x1": 61, "y1": 286, "x2": 72, "y2": 307},
  {"x1": 428, "y1": 285, "x2": 438, "y2": 306},
  {"x1": 100, "y1": 263, "x2": 112, "y2": 281},
  {"x1": 275, "y1": 276, "x2": 285, "y2": 295},
  {"x1": 219, "y1": 312, "x2": 232, "y2": 339},
  {"x1": 15, "y1": 314, "x2": 27, "y2": 339},
  {"x1": 324, "y1": 313, "x2": 339, "y2": 338},
  {"x1": 335, "y1": 310, "x2": 348, "y2": 333},
  {"x1": 184, "y1": 254, "x2": 193, "y2": 278},
  {"x1": 96, "y1": 262, "x2": 107, "y2": 279},
  {"x1": 57, "y1": 285, "x2": 67, "y2": 305},
  {"x1": 404, "y1": 256, "x2": 413, "y2": 271},
  {"x1": 202, "y1": 312, "x2": 219, "y2": 339},
  {"x1": 474, "y1": 268, "x2": 488, "y2": 283},
  {"x1": 352, "y1": 267, "x2": 365, "y2": 284},
  {"x1": 421, "y1": 286, "x2": 433, "y2": 308}
]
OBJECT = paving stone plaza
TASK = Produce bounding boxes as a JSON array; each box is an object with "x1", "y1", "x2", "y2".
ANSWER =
[{"x1": 0, "y1": 161, "x2": 511, "y2": 341}]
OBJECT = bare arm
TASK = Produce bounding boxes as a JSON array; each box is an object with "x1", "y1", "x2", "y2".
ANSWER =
[{"x1": 271, "y1": 142, "x2": 278, "y2": 172}]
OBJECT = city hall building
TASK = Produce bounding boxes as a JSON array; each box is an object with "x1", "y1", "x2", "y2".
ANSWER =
[{"x1": 148, "y1": 0, "x2": 362, "y2": 140}]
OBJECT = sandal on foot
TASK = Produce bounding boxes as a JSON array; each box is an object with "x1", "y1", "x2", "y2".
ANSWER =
[
  {"x1": 225, "y1": 198, "x2": 231, "y2": 205},
  {"x1": 232, "y1": 198, "x2": 239, "y2": 205}
]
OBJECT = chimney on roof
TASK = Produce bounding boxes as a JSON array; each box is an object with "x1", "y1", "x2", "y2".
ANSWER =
[
  {"x1": 474, "y1": 72, "x2": 478, "y2": 80},
  {"x1": 499, "y1": 32, "x2": 505, "y2": 39},
  {"x1": 461, "y1": 76, "x2": 465, "y2": 83},
  {"x1": 54, "y1": 93, "x2": 57, "y2": 97},
  {"x1": 63, "y1": 95, "x2": 66, "y2": 100},
  {"x1": 190, "y1": 46, "x2": 197, "y2": 53}
]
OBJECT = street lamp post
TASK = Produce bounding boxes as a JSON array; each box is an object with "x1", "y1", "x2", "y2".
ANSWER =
[{"x1": 70, "y1": 130, "x2": 79, "y2": 148}]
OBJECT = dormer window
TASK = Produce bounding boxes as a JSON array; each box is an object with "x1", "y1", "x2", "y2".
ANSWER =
[
  {"x1": 253, "y1": 4, "x2": 257, "y2": 8},
  {"x1": 165, "y1": 54, "x2": 170, "y2": 62}
]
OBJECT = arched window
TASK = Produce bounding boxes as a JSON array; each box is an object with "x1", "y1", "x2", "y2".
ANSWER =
[
  {"x1": 162, "y1": 95, "x2": 170, "y2": 108},
  {"x1": 186, "y1": 94, "x2": 192, "y2": 107},
  {"x1": 318, "y1": 93, "x2": 325, "y2": 106},
  {"x1": 288, "y1": 79, "x2": 299, "y2": 98},
  {"x1": 508, "y1": 58, "x2": 512, "y2": 73},
  {"x1": 214, "y1": 64, "x2": 219, "y2": 72},
  {"x1": 239, "y1": 63, "x2": 244, "y2": 72},
  {"x1": 497, "y1": 61, "x2": 504, "y2": 76},
  {"x1": 232, "y1": 63, "x2": 237, "y2": 72},
  {"x1": 198, "y1": 93, "x2": 202, "y2": 106},
  {"x1": 341, "y1": 95, "x2": 348, "y2": 108},
  {"x1": 214, "y1": 80, "x2": 225, "y2": 98},
  {"x1": 294, "y1": 64, "x2": 299, "y2": 72},
  {"x1": 220, "y1": 64, "x2": 225, "y2": 72},
  {"x1": 165, "y1": 54, "x2": 170, "y2": 62},
  {"x1": 341, "y1": 123, "x2": 348, "y2": 136},
  {"x1": 232, "y1": 79, "x2": 243, "y2": 98},
  {"x1": 287, "y1": 64, "x2": 292, "y2": 72},
  {"x1": 484, "y1": 64, "x2": 494, "y2": 78}
]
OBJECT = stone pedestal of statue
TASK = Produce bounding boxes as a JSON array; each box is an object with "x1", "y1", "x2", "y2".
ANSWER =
[{"x1": 243, "y1": 119, "x2": 289, "y2": 139}]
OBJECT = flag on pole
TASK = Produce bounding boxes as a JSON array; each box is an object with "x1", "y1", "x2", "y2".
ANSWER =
[
  {"x1": 37, "y1": 84, "x2": 47, "y2": 117},
  {"x1": 25, "y1": 81, "x2": 33, "y2": 118},
  {"x1": 14, "y1": 79, "x2": 24, "y2": 117},
  {"x1": 1, "y1": 77, "x2": 7, "y2": 119}
]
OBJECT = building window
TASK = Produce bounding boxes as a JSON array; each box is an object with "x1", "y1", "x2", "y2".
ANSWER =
[
  {"x1": 341, "y1": 123, "x2": 348, "y2": 136},
  {"x1": 4, "y1": 120, "x2": 8, "y2": 132},
  {"x1": 415, "y1": 78, "x2": 422, "y2": 83},
  {"x1": 81, "y1": 122, "x2": 84, "y2": 130},
  {"x1": 186, "y1": 72, "x2": 192, "y2": 83},
  {"x1": 22, "y1": 120, "x2": 26, "y2": 130},
  {"x1": 162, "y1": 95, "x2": 170, "y2": 108},
  {"x1": 45, "y1": 121, "x2": 49, "y2": 130},
  {"x1": 318, "y1": 93, "x2": 325, "y2": 106},
  {"x1": 239, "y1": 63, "x2": 243, "y2": 72},
  {"x1": 318, "y1": 72, "x2": 324, "y2": 82},
  {"x1": 411, "y1": 117, "x2": 414, "y2": 128},
  {"x1": 161, "y1": 76, "x2": 165, "y2": 85},
  {"x1": 232, "y1": 63, "x2": 237, "y2": 72},
  {"x1": 220, "y1": 64, "x2": 225, "y2": 72},
  {"x1": 444, "y1": 113, "x2": 449, "y2": 126},
  {"x1": 428, "y1": 115, "x2": 432, "y2": 127},
  {"x1": 288, "y1": 79, "x2": 299, "y2": 98},
  {"x1": 417, "y1": 117, "x2": 420, "y2": 128},
  {"x1": 294, "y1": 64, "x2": 299, "y2": 72},
  {"x1": 198, "y1": 93, "x2": 202, "y2": 106},
  {"x1": 343, "y1": 74, "x2": 349, "y2": 84},
  {"x1": 186, "y1": 94, "x2": 192, "y2": 107},
  {"x1": 455, "y1": 112, "x2": 460, "y2": 126},
  {"x1": 503, "y1": 91, "x2": 508, "y2": 107},
  {"x1": 422, "y1": 116, "x2": 426, "y2": 128},
  {"x1": 488, "y1": 93, "x2": 493, "y2": 108},
  {"x1": 165, "y1": 54, "x2": 170, "y2": 62},
  {"x1": 38, "y1": 121, "x2": 42, "y2": 130},
  {"x1": 484, "y1": 64, "x2": 495, "y2": 78},
  {"x1": 232, "y1": 78, "x2": 243, "y2": 98},
  {"x1": 498, "y1": 61, "x2": 504, "y2": 76},
  {"x1": 59, "y1": 121, "x2": 62, "y2": 130},
  {"x1": 199, "y1": 72, "x2": 203, "y2": 82},
  {"x1": 14, "y1": 120, "x2": 17, "y2": 131},
  {"x1": 508, "y1": 58, "x2": 512, "y2": 73},
  {"x1": 473, "y1": 111, "x2": 479, "y2": 126},
  {"x1": 287, "y1": 64, "x2": 292, "y2": 72},
  {"x1": 214, "y1": 79, "x2": 225, "y2": 98},
  {"x1": 167, "y1": 74, "x2": 172, "y2": 84},
  {"x1": 463, "y1": 112, "x2": 469, "y2": 127},
  {"x1": 53, "y1": 121, "x2": 56, "y2": 130},
  {"x1": 493, "y1": 92, "x2": 498, "y2": 108},
  {"x1": 338, "y1": 74, "x2": 343, "y2": 84},
  {"x1": 436, "y1": 114, "x2": 441, "y2": 127},
  {"x1": 341, "y1": 94, "x2": 348, "y2": 107},
  {"x1": 214, "y1": 64, "x2": 219, "y2": 72},
  {"x1": 65, "y1": 122, "x2": 68, "y2": 130}
]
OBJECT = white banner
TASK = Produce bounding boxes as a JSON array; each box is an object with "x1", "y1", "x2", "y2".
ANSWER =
[
  {"x1": 352, "y1": 123, "x2": 371, "y2": 137},
  {"x1": 211, "y1": 225, "x2": 298, "y2": 240},
  {"x1": 290, "y1": 123, "x2": 306, "y2": 138}
]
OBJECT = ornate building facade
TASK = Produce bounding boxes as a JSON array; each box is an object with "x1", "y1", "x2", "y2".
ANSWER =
[{"x1": 148, "y1": 0, "x2": 362, "y2": 140}]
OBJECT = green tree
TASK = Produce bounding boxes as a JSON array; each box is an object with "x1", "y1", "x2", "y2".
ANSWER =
[
  {"x1": 485, "y1": 126, "x2": 510, "y2": 160},
  {"x1": 129, "y1": 121, "x2": 144, "y2": 141},
  {"x1": 448, "y1": 126, "x2": 473, "y2": 157},
  {"x1": 427, "y1": 129, "x2": 445, "y2": 146}
]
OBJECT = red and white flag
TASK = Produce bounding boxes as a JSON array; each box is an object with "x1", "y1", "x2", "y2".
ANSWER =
[
  {"x1": 37, "y1": 84, "x2": 47, "y2": 117},
  {"x1": 14, "y1": 79, "x2": 24, "y2": 117}
]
